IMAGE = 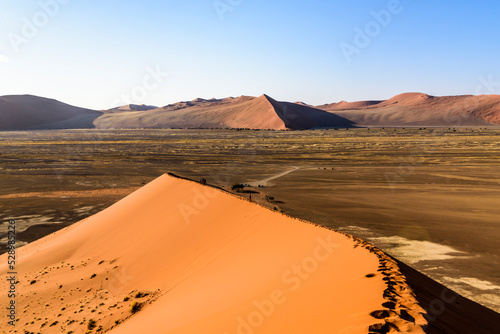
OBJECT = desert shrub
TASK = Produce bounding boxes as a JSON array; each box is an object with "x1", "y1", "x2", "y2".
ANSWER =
[
  {"x1": 87, "y1": 319, "x2": 97, "y2": 330},
  {"x1": 130, "y1": 301, "x2": 142, "y2": 314},
  {"x1": 231, "y1": 184, "x2": 244, "y2": 191},
  {"x1": 134, "y1": 291, "x2": 149, "y2": 298}
]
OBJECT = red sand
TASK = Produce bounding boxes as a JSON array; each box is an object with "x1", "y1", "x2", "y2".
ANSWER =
[
  {"x1": 95, "y1": 94, "x2": 352, "y2": 130},
  {"x1": 317, "y1": 93, "x2": 500, "y2": 126},
  {"x1": 0, "y1": 95, "x2": 100, "y2": 130},
  {"x1": 0, "y1": 174, "x2": 426, "y2": 333},
  {"x1": 2, "y1": 93, "x2": 500, "y2": 130}
]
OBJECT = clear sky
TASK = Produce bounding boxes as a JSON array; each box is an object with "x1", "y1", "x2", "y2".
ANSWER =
[{"x1": 1, "y1": 0, "x2": 499, "y2": 109}]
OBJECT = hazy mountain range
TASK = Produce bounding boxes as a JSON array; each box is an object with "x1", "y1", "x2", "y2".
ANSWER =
[{"x1": 1, "y1": 93, "x2": 500, "y2": 130}]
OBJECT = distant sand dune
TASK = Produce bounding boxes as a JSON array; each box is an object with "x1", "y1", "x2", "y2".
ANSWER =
[
  {"x1": 107, "y1": 104, "x2": 158, "y2": 112},
  {"x1": 0, "y1": 174, "x2": 426, "y2": 333},
  {"x1": 1, "y1": 93, "x2": 500, "y2": 130},
  {"x1": 95, "y1": 94, "x2": 355, "y2": 130},
  {"x1": 318, "y1": 100, "x2": 383, "y2": 110},
  {"x1": 317, "y1": 93, "x2": 500, "y2": 127},
  {"x1": 0, "y1": 95, "x2": 101, "y2": 130}
]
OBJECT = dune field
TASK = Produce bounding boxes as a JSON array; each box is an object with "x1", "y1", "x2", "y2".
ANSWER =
[{"x1": 2, "y1": 93, "x2": 500, "y2": 130}]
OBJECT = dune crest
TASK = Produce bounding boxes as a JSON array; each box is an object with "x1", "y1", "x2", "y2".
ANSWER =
[
  {"x1": 382, "y1": 93, "x2": 433, "y2": 105},
  {"x1": 0, "y1": 174, "x2": 426, "y2": 333}
]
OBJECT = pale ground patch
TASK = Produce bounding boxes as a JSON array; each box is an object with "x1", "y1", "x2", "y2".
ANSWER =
[
  {"x1": 338, "y1": 225, "x2": 500, "y2": 312},
  {"x1": 443, "y1": 277, "x2": 500, "y2": 291},
  {"x1": 442, "y1": 277, "x2": 500, "y2": 313},
  {"x1": 338, "y1": 226, "x2": 471, "y2": 264},
  {"x1": 0, "y1": 215, "x2": 59, "y2": 234},
  {"x1": 74, "y1": 205, "x2": 95, "y2": 214},
  {"x1": 368, "y1": 236, "x2": 470, "y2": 264}
]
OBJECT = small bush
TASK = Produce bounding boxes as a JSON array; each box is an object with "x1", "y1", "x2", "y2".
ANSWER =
[
  {"x1": 87, "y1": 319, "x2": 97, "y2": 330},
  {"x1": 231, "y1": 184, "x2": 244, "y2": 191},
  {"x1": 134, "y1": 291, "x2": 149, "y2": 298},
  {"x1": 130, "y1": 301, "x2": 142, "y2": 314}
]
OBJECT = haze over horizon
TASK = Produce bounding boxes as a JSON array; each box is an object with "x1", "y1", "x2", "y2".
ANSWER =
[{"x1": 1, "y1": 0, "x2": 500, "y2": 110}]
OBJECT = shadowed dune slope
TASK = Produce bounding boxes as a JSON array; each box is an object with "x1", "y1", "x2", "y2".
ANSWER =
[
  {"x1": 317, "y1": 93, "x2": 500, "y2": 126},
  {"x1": 396, "y1": 260, "x2": 500, "y2": 334},
  {"x1": 0, "y1": 174, "x2": 426, "y2": 333},
  {"x1": 263, "y1": 94, "x2": 355, "y2": 129},
  {"x1": 0, "y1": 95, "x2": 102, "y2": 130}
]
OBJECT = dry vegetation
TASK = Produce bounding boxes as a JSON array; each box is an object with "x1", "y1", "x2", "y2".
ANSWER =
[{"x1": 1, "y1": 128, "x2": 499, "y2": 312}]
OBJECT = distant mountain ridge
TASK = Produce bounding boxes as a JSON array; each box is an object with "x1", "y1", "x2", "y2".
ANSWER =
[{"x1": 1, "y1": 92, "x2": 500, "y2": 130}]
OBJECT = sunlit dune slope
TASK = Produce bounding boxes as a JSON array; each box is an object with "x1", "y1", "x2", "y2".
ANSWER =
[
  {"x1": 95, "y1": 95, "x2": 354, "y2": 130},
  {"x1": 317, "y1": 93, "x2": 500, "y2": 126},
  {"x1": 0, "y1": 174, "x2": 426, "y2": 333}
]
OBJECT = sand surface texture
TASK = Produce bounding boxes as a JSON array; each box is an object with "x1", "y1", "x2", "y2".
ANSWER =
[{"x1": 0, "y1": 174, "x2": 426, "y2": 333}]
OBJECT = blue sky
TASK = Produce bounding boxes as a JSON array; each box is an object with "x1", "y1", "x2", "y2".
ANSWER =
[{"x1": 0, "y1": 0, "x2": 499, "y2": 109}]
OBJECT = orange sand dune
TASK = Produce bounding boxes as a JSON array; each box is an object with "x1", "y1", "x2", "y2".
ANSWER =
[
  {"x1": 317, "y1": 93, "x2": 500, "y2": 126},
  {"x1": 95, "y1": 95, "x2": 287, "y2": 130},
  {"x1": 95, "y1": 95, "x2": 354, "y2": 130},
  {"x1": 3, "y1": 93, "x2": 500, "y2": 130},
  {"x1": 0, "y1": 174, "x2": 426, "y2": 333},
  {"x1": 107, "y1": 104, "x2": 158, "y2": 112},
  {"x1": 0, "y1": 95, "x2": 101, "y2": 130},
  {"x1": 318, "y1": 100, "x2": 383, "y2": 111}
]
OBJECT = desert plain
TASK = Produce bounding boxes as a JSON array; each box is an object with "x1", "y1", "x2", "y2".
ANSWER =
[{"x1": 0, "y1": 128, "x2": 499, "y2": 333}]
